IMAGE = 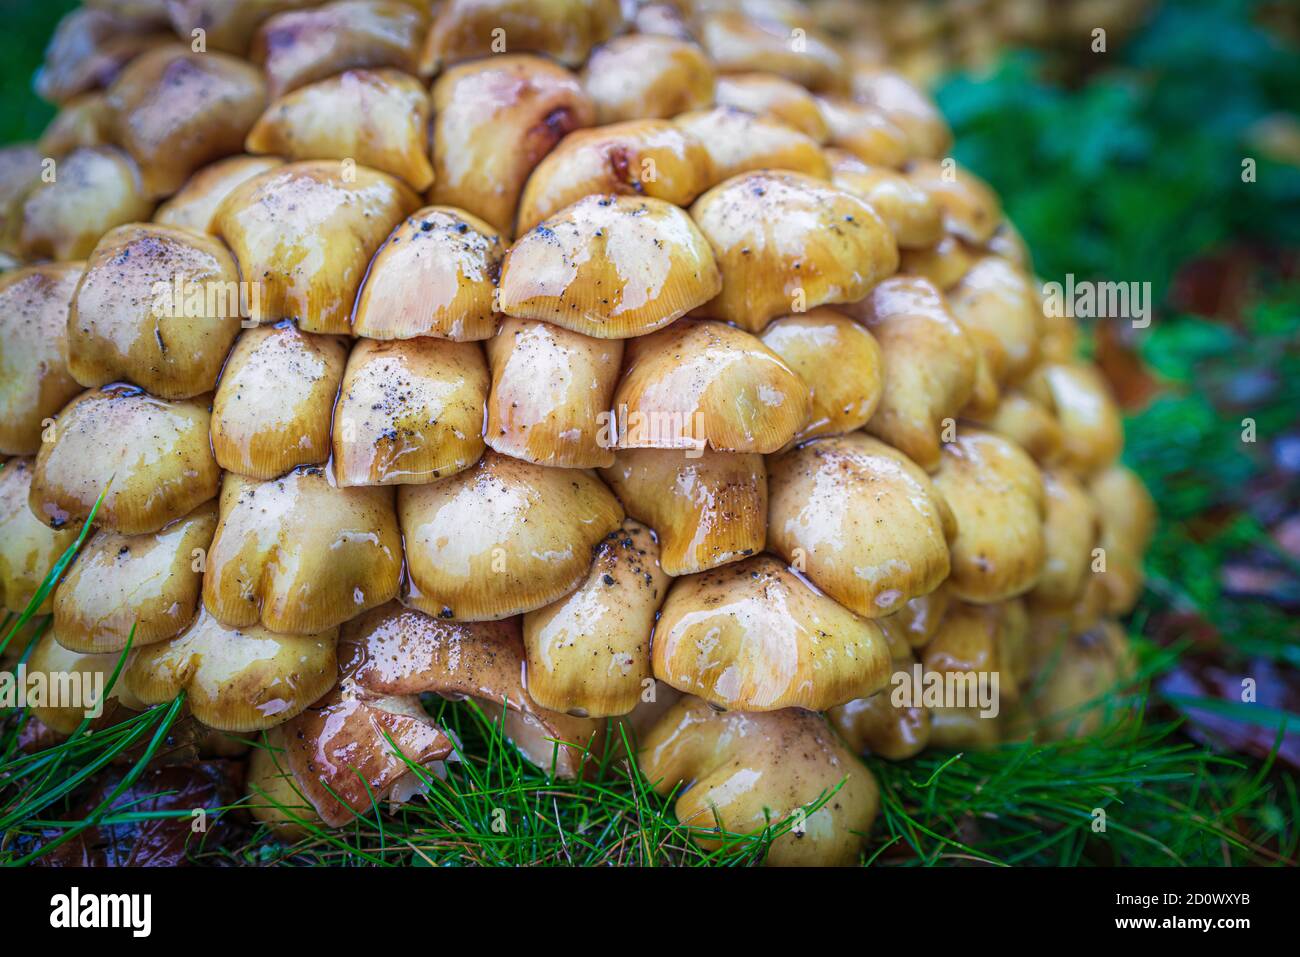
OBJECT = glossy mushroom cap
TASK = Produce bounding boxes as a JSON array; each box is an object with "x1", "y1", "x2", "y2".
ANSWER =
[
  {"x1": 600, "y1": 446, "x2": 767, "y2": 576},
  {"x1": 499, "y1": 194, "x2": 721, "y2": 339},
  {"x1": 851, "y1": 67, "x2": 953, "y2": 158},
  {"x1": 399, "y1": 451, "x2": 624, "y2": 620},
  {"x1": 210, "y1": 323, "x2": 349, "y2": 480},
  {"x1": 613, "y1": 319, "x2": 810, "y2": 453},
  {"x1": 758, "y1": 308, "x2": 883, "y2": 444},
  {"x1": 523, "y1": 519, "x2": 669, "y2": 717},
  {"x1": 67, "y1": 223, "x2": 243, "y2": 398},
  {"x1": 214, "y1": 160, "x2": 419, "y2": 334},
  {"x1": 674, "y1": 106, "x2": 830, "y2": 186},
  {"x1": 342, "y1": 602, "x2": 603, "y2": 777},
  {"x1": 639, "y1": 696, "x2": 879, "y2": 866},
  {"x1": 31, "y1": 386, "x2": 219, "y2": 534},
  {"x1": 922, "y1": 599, "x2": 1031, "y2": 708},
  {"x1": 690, "y1": 170, "x2": 897, "y2": 334},
  {"x1": 516, "y1": 120, "x2": 713, "y2": 235},
  {"x1": 816, "y1": 96, "x2": 911, "y2": 167},
  {"x1": 251, "y1": 0, "x2": 426, "y2": 99},
  {"x1": 653, "y1": 554, "x2": 891, "y2": 712},
  {"x1": 203, "y1": 467, "x2": 403, "y2": 634},
  {"x1": 0, "y1": 458, "x2": 76, "y2": 614},
  {"x1": 53, "y1": 501, "x2": 217, "y2": 653},
  {"x1": 332, "y1": 337, "x2": 489, "y2": 486},
  {"x1": 582, "y1": 34, "x2": 715, "y2": 124},
  {"x1": 423, "y1": 0, "x2": 623, "y2": 72},
  {"x1": 125, "y1": 607, "x2": 338, "y2": 731},
  {"x1": 106, "y1": 44, "x2": 267, "y2": 198},
  {"x1": 429, "y1": 54, "x2": 594, "y2": 237},
  {"x1": 768, "y1": 434, "x2": 955, "y2": 617},
  {"x1": 25, "y1": 629, "x2": 144, "y2": 736},
  {"x1": 1026, "y1": 361, "x2": 1124, "y2": 476},
  {"x1": 152, "y1": 155, "x2": 283, "y2": 235},
  {"x1": 1029, "y1": 469, "x2": 1100, "y2": 610},
  {"x1": 906, "y1": 158, "x2": 1000, "y2": 244},
  {"x1": 353, "y1": 206, "x2": 504, "y2": 341},
  {"x1": 713, "y1": 73, "x2": 830, "y2": 142},
  {"x1": 0, "y1": 264, "x2": 85, "y2": 456},
  {"x1": 246, "y1": 69, "x2": 434, "y2": 190},
  {"x1": 485, "y1": 318, "x2": 621, "y2": 469},
  {"x1": 829, "y1": 648, "x2": 931, "y2": 760},
  {"x1": 34, "y1": 7, "x2": 173, "y2": 105},
  {"x1": 21, "y1": 146, "x2": 153, "y2": 261},
  {"x1": 934, "y1": 428, "x2": 1046, "y2": 603},
  {"x1": 855, "y1": 274, "x2": 977, "y2": 471},
  {"x1": 971, "y1": 388, "x2": 1064, "y2": 467},
  {"x1": 699, "y1": 12, "x2": 846, "y2": 92},
  {"x1": 1026, "y1": 620, "x2": 1133, "y2": 740},
  {"x1": 1089, "y1": 465, "x2": 1155, "y2": 616},
  {"x1": 947, "y1": 255, "x2": 1043, "y2": 390},
  {"x1": 831, "y1": 157, "x2": 943, "y2": 249}
]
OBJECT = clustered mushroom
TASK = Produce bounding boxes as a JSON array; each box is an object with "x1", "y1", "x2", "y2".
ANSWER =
[{"x1": 0, "y1": 0, "x2": 1154, "y2": 867}]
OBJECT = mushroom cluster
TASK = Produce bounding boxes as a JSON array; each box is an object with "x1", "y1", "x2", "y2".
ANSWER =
[{"x1": 0, "y1": 0, "x2": 1153, "y2": 866}]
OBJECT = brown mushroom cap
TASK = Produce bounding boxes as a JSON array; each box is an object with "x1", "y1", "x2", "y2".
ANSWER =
[
  {"x1": 690, "y1": 170, "x2": 897, "y2": 334},
  {"x1": 1089, "y1": 465, "x2": 1155, "y2": 616},
  {"x1": 898, "y1": 233, "x2": 974, "y2": 292},
  {"x1": 34, "y1": 8, "x2": 173, "y2": 105},
  {"x1": 423, "y1": 0, "x2": 623, "y2": 72},
  {"x1": 203, "y1": 467, "x2": 402, "y2": 634},
  {"x1": 582, "y1": 34, "x2": 715, "y2": 124},
  {"x1": 1027, "y1": 619, "x2": 1133, "y2": 740},
  {"x1": 1029, "y1": 469, "x2": 1100, "y2": 610},
  {"x1": 343, "y1": 601, "x2": 603, "y2": 777},
  {"x1": 613, "y1": 319, "x2": 810, "y2": 453},
  {"x1": 906, "y1": 158, "x2": 1001, "y2": 244},
  {"x1": 922, "y1": 599, "x2": 1031, "y2": 706},
  {"x1": 1027, "y1": 361, "x2": 1124, "y2": 476},
  {"x1": 246, "y1": 69, "x2": 434, "y2": 191},
  {"x1": 332, "y1": 337, "x2": 489, "y2": 486},
  {"x1": 275, "y1": 678, "x2": 455, "y2": 827},
  {"x1": 53, "y1": 501, "x2": 217, "y2": 653},
  {"x1": 816, "y1": 96, "x2": 910, "y2": 167},
  {"x1": 699, "y1": 12, "x2": 846, "y2": 92},
  {"x1": 0, "y1": 458, "x2": 77, "y2": 614},
  {"x1": 152, "y1": 155, "x2": 283, "y2": 235},
  {"x1": 850, "y1": 67, "x2": 953, "y2": 158},
  {"x1": 106, "y1": 44, "x2": 267, "y2": 198},
  {"x1": 0, "y1": 144, "x2": 42, "y2": 256},
  {"x1": 516, "y1": 121, "x2": 713, "y2": 235},
  {"x1": 429, "y1": 54, "x2": 595, "y2": 237},
  {"x1": 653, "y1": 554, "x2": 891, "y2": 711},
  {"x1": 353, "y1": 206, "x2": 505, "y2": 341},
  {"x1": 31, "y1": 386, "x2": 219, "y2": 535},
  {"x1": 251, "y1": 0, "x2": 426, "y2": 99},
  {"x1": 214, "y1": 160, "x2": 419, "y2": 334},
  {"x1": 39, "y1": 92, "x2": 114, "y2": 157},
  {"x1": 830, "y1": 158, "x2": 943, "y2": 249},
  {"x1": 674, "y1": 106, "x2": 830, "y2": 186},
  {"x1": 638, "y1": 695, "x2": 879, "y2": 866},
  {"x1": 67, "y1": 223, "x2": 243, "y2": 399},
  {"x1": 758, "y1": 309, "x2": 883, "y2": 444},
  {"x1": 768, "y1": 433, "x2": 955, "y2": 618},
  {"x1": 399, "y1": 451, "x2": 624, "y2": 620},
  {"x1": 499, "y1": 194, "x2": 721, "y2": 339},
  {"x1": 829, "y1": 648, "x2": 931, "y2": 760},
  {"x1": 523, "y1": 519, "x2": 669, "y2": 717},
  {"x1": 25, "y1": 629, "x2": 144, "y2": 736},
  {"x1": 970, "y1": 388, "x2": 1065, "y2": 467},
  {"x1": 947, "y1": 255, "x2": 1043, "y2": 389},
  {"x1": 714, "y1": 73, "x2": 830, "y2": 142},
  {"x1": 485, "y1": 318, "x2": 622, "y2": 469},
  {"x1": 933, "y1": 428, "x2": 1046, "y2": 603},
  {"x1": 247, "y1": 730, "x2": 320, "y2": 840},
  {"x1": 599, "y1": 446, "x2": 766, "y2": 576},
  {"x1": 0, "y1": 264, "x2": 85, "y2": 456},
  {"x1": 855, "y1": 274, "x2": 977, "y2": 471},
  {"x1": 210, "y1": 323, "x2": 348, "y2": 480},
  {"x1": 166, "y1": 0, "x2": 317, "y2": 56},
  {"x1": 125, "y1": 607, "x2": 338, "y2": 731},
  {"x1": 21, "y1": 146, "x2": 154, "y2": 261}
]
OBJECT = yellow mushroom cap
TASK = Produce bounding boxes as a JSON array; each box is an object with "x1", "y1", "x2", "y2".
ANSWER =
[
  {"x1": 714, "y1": 72, "x2": 830, "y2": 142},
  {"x1": 203, "y1": 467, "x2": 403, "y2": 634},
  {"x1": 674, "y1": 106, "x2": 830, "y2": 187},
  {"x1": 933, "y1": 428, "x2": 1046, "y2": 603},
  {"x1": 768, "y1": 434, "x2": 955, "y2": 617},
  {"x1": 906, "y1": 159, "x2": 1002, "y2": 245},
  {"x1": 125, "y1": 607, "x2": 338, "y2": 731},
  {"x1": 613, "y1": 319, "x2": 811, "y2": 453},
  {"x1": 423, "y1": 0, "x2": 624, "y2": 72},
  {"x1": 1027, "y1": 361, "x2": 1124, "y2": 477},
  {"x1": 0, "y1": 458, "x2": 77, "y2": 614},
  {"x1": 581, "y1": 34, "x2": 715, "y2": 125},
  {"x1": 652, "y1": 554, "x2": 892, "y2": 712},
  {"x1": 1089, "y1": 464, "x2": 1155, "y2": 616},
  {"x1": 0, "y1": 264, "x2": 85, "y2": 456},
  {"x1": 499, "y1": 194, "x2": 721, "y2": 339},
  {"x1": 1030, "y1": 469, "x2": 1101, "y2": 610},
  {"x1": 523, "y1": 519, "x2": 670, "y2": 718},
  {"x1": 699, "y1": 12, "x2": 846, "y2": 92},
  {"x1": 816, "y1": 96, "x2": 911, "y2": 167},
  {"x1": 831, "y1": 160, "x2": 943, "y2": 249},
  {"x1": 398, "y1": 451, "x2": 624, "y2": 621},
  {"x1": 829, "y1": 648, "x2": 932, "y2": 761},
  {"x1": 353, "y1": 206, "x2": 505, "y2": 342},
  {"x1": 947, "y1": 255, "x2": 1043, "y2": 387},
  {"x1": 21, "y1": 146, "x2": 154, "y2": 261},
  {"x1": 850, "y1": 67, "x2": 953, "y2": 158},
  {"x1": 153, "y1": 155, "x2": 283, "y2": 235},
  {"x1": 600, "y1": 446, "x2": 767, "y2": 576},
  {"x1": 31, "y1": 385, "x2": 219, "y2": 535},
  {"x1": 690, "y1": 170, "x2": 897, "y2": 334},
  {"x1": 639, "y1": 695, "x2": 879, "y2": 866},
  {"x1": 24, "y1": 629, "x2": 144, "y2": 736}
]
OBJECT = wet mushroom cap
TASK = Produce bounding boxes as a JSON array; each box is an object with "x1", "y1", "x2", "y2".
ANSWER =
[
  {"x1": 30, "y1": 385, "x2": 219, "y2": 534},
  {"x1": 652, "y1": 554, "x2": 892, "y2": 712},
  {"x1": 423, "y1": 0, "x2": 623, "y2": 71},
  {"x1": 498, "y1": 194, "x2": 722, "y2": 339},
  {"x1": 599, "y1": 446, "x2": 767, "y2": 577},
  {"x1": 0, "y1": 458, "x2": 77, "y2": 614},
  {"x1": 767, "y1": 433, "x2": 956, "y2": 618},
  {"x1": 638, "y1": 695, "x2": 879, "y2": 866},
  {"x1": 674, "y1": 106, "x2": 830, "y2": 186},
  {"x1": 398, "y1": 451, "x2": 624, "y2": 621},
  {"x1": 125, "y1": 607, "x2": 338, "y2": 731},
  {"x1": 21, "y1": 146, "x2": 154, "y2": 261},
  {"x1": 523, "y1": 519, "x2": 669, "y2": 717},
  {"x1": 152, "y1": 154, "x2": 283, "y2": 235},
  {"x1": 713, "y1": 73, "x2": 830, "y2": 141},
  {"x1": 581, "y1": 34, "x2": 715, "y2": 125}
]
